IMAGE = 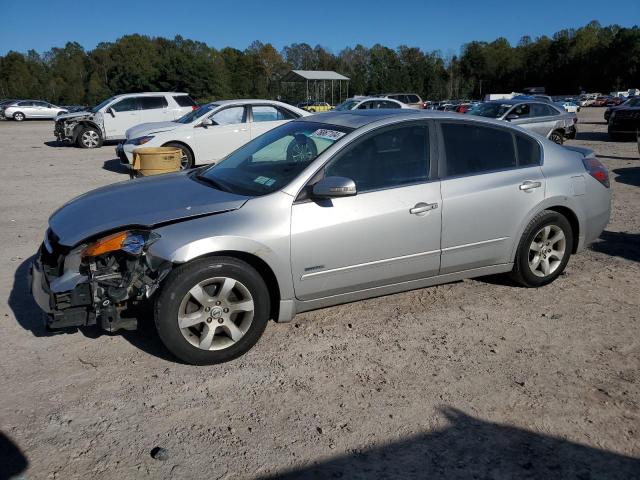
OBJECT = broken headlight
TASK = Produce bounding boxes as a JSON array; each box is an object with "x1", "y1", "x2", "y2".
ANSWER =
[{"x1": 81, "y1": 230, "x2": 160, "y2": 258}]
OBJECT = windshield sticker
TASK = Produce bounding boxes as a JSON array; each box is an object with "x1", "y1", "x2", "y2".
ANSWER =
[
  {"x1": 254, "y1": 176, "x2": 276, "y2": 187},
  {"x1": 310, "y1": 129, "x2": 346, "y2": 141}
]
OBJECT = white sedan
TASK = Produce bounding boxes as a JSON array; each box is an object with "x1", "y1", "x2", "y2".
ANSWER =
[
  {"x1": 117, "y1": 100, "x2": 309, "y2": 169},
  {"x1": 335, "y1": 97, "x2": 408, "y2": 111},
  {"x1": 555, "y1": 101, "x2": 580, "y2": 113}
]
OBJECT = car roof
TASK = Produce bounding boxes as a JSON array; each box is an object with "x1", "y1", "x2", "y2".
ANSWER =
[
  {"x1": 112, "y1": 92, "x2": 189, "y2": 99},
  {"x1": 485, "y1": 99, "x2": 552, "y2": 106},
  {"x1": 296, "y1": 109, "x2": 511, "y2": 129}
]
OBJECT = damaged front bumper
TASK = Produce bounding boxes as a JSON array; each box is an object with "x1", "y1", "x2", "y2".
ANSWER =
[{"x1": 31, "y1": 231, "x2": 171, "y2": 332}]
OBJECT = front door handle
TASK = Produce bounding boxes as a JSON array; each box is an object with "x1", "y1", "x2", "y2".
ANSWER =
[
  {"x1": 410, "y1": 202, "x2": 438, "y2": 215},
  {"x1": 519, "y1": 181, "x2": 542, "y2": 191}
]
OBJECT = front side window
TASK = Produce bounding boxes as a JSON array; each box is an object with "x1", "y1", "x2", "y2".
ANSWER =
[
  {"x1": 198, "y1": 121, "x2": 352, "y2": 196},
  {"x1": 511, "y1": 104, "x2": 530, "y2": 117},
  {"x1": 211, "y1": 106, "x2": 245, "y2": 125},
  {"x1": 441, "y1": 123, "x2": 516, "y2": 177},
  {"x1": 325, "y1": 124, "x2": 430, "y2": 193},
  {"x1": 18, "y1": 101, "x2": 34, "y2": 107},
  {"x1": 112, "y1": 97, "x2": 140, "y2": 112},
  {"x1": 139, "y1": 96, "x2": 168, "y2": 110},
  {"x1": 335, "y1": 100, "x2": 359, "y2": 111}
]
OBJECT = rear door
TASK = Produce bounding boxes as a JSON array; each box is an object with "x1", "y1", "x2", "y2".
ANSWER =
[
  {"x1": 249, "y1": 104, "x2": 299, "y2": 138},
  {"x1": 438, "y1": 121, "x2": 545, "y2": 274},
  {"x1": 193, "y1": 105, "x2": 250, "y2": 163},
  {"x1": 290, "y1": 122, "x2": 441, "y2": 300},
  {"x1": 138, "y1": 96, "x2": 172, "y2": 123}
]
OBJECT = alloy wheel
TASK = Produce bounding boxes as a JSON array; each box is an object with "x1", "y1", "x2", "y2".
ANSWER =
[
  {"x1": 82, "y1": 130, "x2": 100, "y2": 148},
  {"x1": 177, "y1": 277, "x2": 255, "y2": 351},
  {"x1": 528, "y1": 225, "x2": 566, "y2": 277},
  {"x1": 289, "y1": 142, "x2": 315, "y2": 162}
]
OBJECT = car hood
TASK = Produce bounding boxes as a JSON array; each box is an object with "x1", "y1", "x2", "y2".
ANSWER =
[
  {"x1": 56, "y1": 110, "x2": 95, "y2": 121},
  {"x1": 49, "y1": 171, "x2": 248, "y2": 247},
  {"x1": 126, "y1": 121, "x2": 181, "y2": 139}
]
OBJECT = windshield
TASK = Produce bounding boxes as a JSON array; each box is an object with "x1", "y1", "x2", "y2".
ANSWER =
[
  {"x1": 197, "y1": 121, "x2": 352, "y2": 196},
  {"x1": 90, "y1": 97, "x2": 116, "y2": 113},
  {"x1": 175, "y1": 104, "x2": 217, "y2": 124},
  {"x1": 623, "y1": 97, "x2": 640, "y2": 107},
  {"x1": 468, "y1": 102, "x2": 512, "y2": 118},
  {"x1": 335, "y1": 100, "x2": 359, "y2": 111}
]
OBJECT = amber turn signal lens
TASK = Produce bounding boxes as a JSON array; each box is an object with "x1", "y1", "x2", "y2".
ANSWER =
[{"x1": 82, "y1": 231, "x2": 129, "y2": 257}]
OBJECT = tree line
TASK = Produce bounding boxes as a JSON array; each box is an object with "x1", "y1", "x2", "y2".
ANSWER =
[{"x1": 0, "y1": 21, "x2": 638, "y2": 106}]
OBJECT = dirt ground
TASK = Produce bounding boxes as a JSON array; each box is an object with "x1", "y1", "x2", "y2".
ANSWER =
[{"x1": 0, "y1": 109, "x2": 638, "y2": 479}]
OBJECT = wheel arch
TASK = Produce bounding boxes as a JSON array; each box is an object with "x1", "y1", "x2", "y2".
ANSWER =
[
  {"x1": 175, "y1": 250, "x2": 282, "y2": 322},
  {"x1": 546, "y1": 205, "x2": 580, "y2": 253},
  {"x1": 72, "y1": 120, "x2": 103, "y2": 142}
]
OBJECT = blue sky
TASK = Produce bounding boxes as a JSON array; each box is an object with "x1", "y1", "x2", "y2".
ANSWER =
[{"x1": 1, "y1": 0, "x2": 639, "y2": 56}]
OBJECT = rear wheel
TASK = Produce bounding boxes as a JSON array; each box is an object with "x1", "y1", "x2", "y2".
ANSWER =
[
  {"x1": 155, "y1": 257, "x2": 270, "y2": 365},
  {"x1": 549, "y1": 130, "x2": 564, "y2": 145},
  {"x1": 510, "y1": 210, "x2": 573, "y2": 287},
  {"x1": 77, "y1": 126, "x2": 102, "y2": 148},
  {"x1": 286, "y1": 135, "x2": 318, "y2": 162},
  {"x1": 164, "y1": 142, "x2": 194, "y2": 169},
  {"x1": 13, "y1": 112, "x2": 25, "y2": 122}
]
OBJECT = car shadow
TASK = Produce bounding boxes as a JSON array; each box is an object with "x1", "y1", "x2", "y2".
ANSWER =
[
  {"x1": 103, "y1": 158, "x2": 130, "y2": 174},
  {"x1": 0, "y1": 432, "x2": 28, "y2": 479},
  {"x1": 44, "y1": 140, "x2": 73, "y2": 148},
  {"x1": 598, "y1": 154, "x2": 639, "y2": 161},
  {"x1": 591, "y1": 230, "x2": 640, "y2": 262},
  {"x1": 575, "y1": 131, "x2": 611, "y2": 142},
  {"x1": 260, "y1": 407, "x2": 640, "y2": 480},
  {"x1": 613, "y1": 167, "x2": 640, "y2": 186}
]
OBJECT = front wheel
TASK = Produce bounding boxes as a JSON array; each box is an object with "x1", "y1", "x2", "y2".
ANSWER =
[
  {"x1": 510, "y1": 210, "x2": 573, "y2": 287},
  {"x1": 549, "y1": 130, "x2": 564, "y2": 145},
  {"x1": 164, "y1": 142, "x2": 194, "y2": 169},
  {"x1": 155, "y1": 257, "x2": 270, "y2": 365},
  {"x1": 76, "y1": 126, "x2": 103, "y2": 148}
]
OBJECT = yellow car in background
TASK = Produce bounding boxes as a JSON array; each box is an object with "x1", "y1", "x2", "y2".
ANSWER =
[{"x1": 297, "y1": 101, "x2": 334, "y2": 112}]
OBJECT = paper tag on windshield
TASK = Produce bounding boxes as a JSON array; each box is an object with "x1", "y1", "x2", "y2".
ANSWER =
[{"x1": 310, "y1": 129, "x2": 346, "y2": 141}]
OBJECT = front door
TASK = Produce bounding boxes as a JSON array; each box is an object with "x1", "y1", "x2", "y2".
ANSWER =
[
  {"x1": 194, "y1": 106, "x2": 250, "y2": 163},
  {"x1": 438, "y1": 121, "x2": 546, "y2": 274},
  {"x1": 290, "y1": 123, "x2": 442, "y2": 301},
  {"x1": 105, "y1": 97, "x2": 141, "y2": 139}
]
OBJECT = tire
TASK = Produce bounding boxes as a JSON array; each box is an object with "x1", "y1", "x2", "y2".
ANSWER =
[
  {"x1": 155, "y1": 256, "x2": 271, "y2": 365},
  {"x1": 164, "y1": 142, "x2": 194, "y2": 169},
  {"x1": 286, "y1": 134, "x2": 318, "y2": 162},
  {"x1": 13, "y1": 112, "x2": 25, "y2": 122},
  {"x1": 76, "y1": 126, "x2": 103, "y2": 149},
  {"x1": 549, "y1": 130, "x2": 564, "y2": 145},
  {"x1": 510, "y1": 210, "x2": 573, "y2": 287}
]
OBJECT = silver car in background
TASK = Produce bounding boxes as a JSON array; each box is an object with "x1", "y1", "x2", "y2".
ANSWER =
[
  {"x1": 31, "y1": 110, "x2": 610, "y2": 365},
  {"x1": 2, "y1": 100, "x2": 67, "y2": 121},
  {"x1": 468, "y1": 100, "x2": 577, "y2": 144}
]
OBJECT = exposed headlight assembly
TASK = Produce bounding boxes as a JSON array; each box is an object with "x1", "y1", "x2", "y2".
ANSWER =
[
  {"x1": 81, "y1": 230, "x2": 160, "y2": 258},
  {"x1": 126, "y1": 135, "x2": 155, "y2": 146}
]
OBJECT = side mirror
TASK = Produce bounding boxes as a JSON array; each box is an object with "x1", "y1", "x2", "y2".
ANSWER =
[
  {"x1": 312, "y1": 176, "x2": 357, "y2": 199},
  {"x1": 506, "y1": 113, "x2": 519, "y2": 121},
  {"x1": 107, "y1": 107, "x2": 116, "y2": 117},
  {"x1": 198, "y1": 118, "x2": 214, "y2": 128}
]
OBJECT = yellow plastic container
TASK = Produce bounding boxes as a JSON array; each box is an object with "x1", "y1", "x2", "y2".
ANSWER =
[{"x1": 131, "y1": 147, "x2": 182, "y2": 177}]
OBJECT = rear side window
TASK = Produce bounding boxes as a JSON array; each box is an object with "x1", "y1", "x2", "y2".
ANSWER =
[
  {"x1": 530, "y1": 103, "x2": 552, "y2": 117},
  {"x1": 441, "y1": 123, "x2": 516, "y2": 177},
  {"x1": 139, "y1": 96, "x2": 168, "y2": 110},
  {"x1": 516, "y1": 134, "x2": 542, "y2": 166},
  {"x1": 325, "y1": 124, "x2": 430, "y2": 192},
  {"x1": 173, "y1": 95, "x2": 197, "y2": 107},
  {"x1": 252, "y1": 105, "x2": 288, "y2": 122}
]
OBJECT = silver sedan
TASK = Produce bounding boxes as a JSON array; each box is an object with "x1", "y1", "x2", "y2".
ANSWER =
[{"x1": 32, "y1": 110, "x2": 611, "y2": 364}]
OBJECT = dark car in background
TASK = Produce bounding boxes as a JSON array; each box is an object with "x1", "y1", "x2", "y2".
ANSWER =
[
  {"x1": 608, "y1": 101, "x2": 640, "y2": 140},
  {"x1": 604, "y1": 96, "x2": 640, "y2": 122}
]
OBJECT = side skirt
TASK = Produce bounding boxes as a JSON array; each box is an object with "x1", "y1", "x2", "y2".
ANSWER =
[{"x1": 276, "y1": 263, "x2": 513, "y2": 322}]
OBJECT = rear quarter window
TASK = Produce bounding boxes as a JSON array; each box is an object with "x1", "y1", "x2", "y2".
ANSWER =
[{"x1": 516, "y1": 134, "x2": 542, "y2": 166}]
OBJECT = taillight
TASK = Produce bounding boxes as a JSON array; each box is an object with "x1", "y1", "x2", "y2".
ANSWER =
[
  {"x1": 192, "y1": 105, "x2": 198, "y2": 111},
  {"x1": 582, "y1": 157, "x2": 610, "y2": 188}
]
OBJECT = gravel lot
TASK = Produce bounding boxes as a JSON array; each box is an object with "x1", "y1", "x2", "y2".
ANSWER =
[{"x1": 1, "y1": 109, "x2": 639, "y2": 479}]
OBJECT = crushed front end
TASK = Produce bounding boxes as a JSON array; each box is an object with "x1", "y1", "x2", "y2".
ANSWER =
[{"x1": 31, "y1": 229, "x2": 171, "y2": 332}]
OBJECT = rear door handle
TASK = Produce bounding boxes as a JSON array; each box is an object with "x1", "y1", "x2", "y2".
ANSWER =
[
  {"x1": 519, "y1": 181, "x2": 542, "y2": 191},
  {"x1": 410, "y1": 202, "x2": 438, "y2": 215}
]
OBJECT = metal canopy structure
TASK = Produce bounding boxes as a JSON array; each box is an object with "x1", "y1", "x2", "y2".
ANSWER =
[{"x1": 280, "y1": 70, "x2": 350, "y2": 106}]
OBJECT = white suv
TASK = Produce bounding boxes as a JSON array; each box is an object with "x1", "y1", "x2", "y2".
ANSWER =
[{"x1": 54, "y1": 92, "x2": 197, "y2": 148}]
